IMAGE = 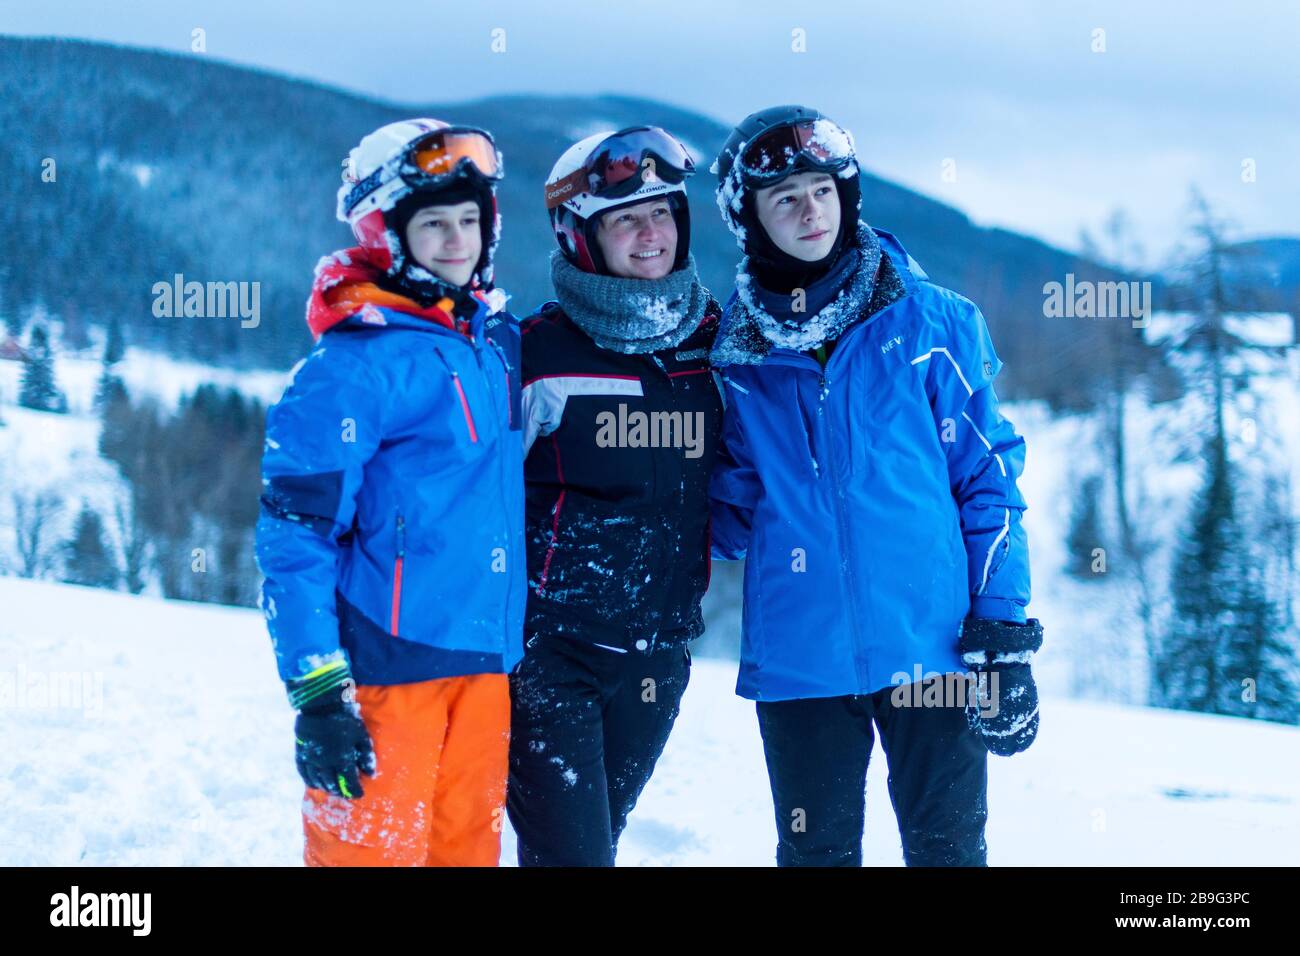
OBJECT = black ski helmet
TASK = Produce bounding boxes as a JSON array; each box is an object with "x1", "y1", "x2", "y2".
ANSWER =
[{"x1": 712, "y1": 104, "x2": 862, "y2": 258}]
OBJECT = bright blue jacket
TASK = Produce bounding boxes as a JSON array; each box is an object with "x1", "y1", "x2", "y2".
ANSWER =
[
  {"x1": 709, "y1": 229, "x2": 1031, "y2": 701},
  {"x1": 255, "y1": 300, "x2": 525, "y2": 692}
]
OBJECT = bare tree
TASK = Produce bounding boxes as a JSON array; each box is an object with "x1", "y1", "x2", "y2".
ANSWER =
[
  {"x1": 12, "y1": 489, "x2": 64, "y2": 578},
  {"x1": 113, "y1": 494, "x2": 149, "y2": 594}
]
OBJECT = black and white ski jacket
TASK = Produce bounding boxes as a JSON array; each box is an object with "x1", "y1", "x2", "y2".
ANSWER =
[{"x1": 519, "y1": 300, "x2": 723, "y2": 651}]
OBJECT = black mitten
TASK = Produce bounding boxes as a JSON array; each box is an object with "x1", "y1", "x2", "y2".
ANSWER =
[{"x1": 959, "y1": 617, "x2": 1044, "y2": 757}]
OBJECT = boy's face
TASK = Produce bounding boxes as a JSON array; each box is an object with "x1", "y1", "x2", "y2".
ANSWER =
[
  {"x1": 753, "y1": 172, "x2": 841, "y2": 262},
  {"x1": 595, "y1": 198, "x2": 678, "y2": 279},
  {"x1": 403, "y1": 200, "x2": 483, "y2": 287}
]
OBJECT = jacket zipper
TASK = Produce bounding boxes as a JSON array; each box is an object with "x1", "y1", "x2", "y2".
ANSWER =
[
  {"x1": 451, "y1": 322, "x2": 512, "y2": 647},
  {"x1": 818, "y1": 330, "x2": 877, "y2": 692},
  {"x1": 772, "y1": 326, "x2": 872, "y2": 691},
  {"x1": 485, "y1": 334, "x2": 515, "y2": 648},
  {"x1": 820, "y1": 371, "x2": 870, "y2": 691},
  {"x1": 390, "y1": 510, "x2": 406, "y2": 635},
  {"x1": 465, "y1": 324, "x2": 514, "y2": 653},
  {"x1": 487, "y1": 338, "x2": 512, "y2": 428}
]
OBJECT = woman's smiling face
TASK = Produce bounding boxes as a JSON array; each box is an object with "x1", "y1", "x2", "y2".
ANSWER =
[{"x1": 595, "y1": 198, "x2": 678, "y2": 279}]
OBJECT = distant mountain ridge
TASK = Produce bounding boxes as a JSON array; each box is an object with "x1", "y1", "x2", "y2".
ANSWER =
[{"x1": 5, "y1": 34, "x2": 1282, "y2": 406}]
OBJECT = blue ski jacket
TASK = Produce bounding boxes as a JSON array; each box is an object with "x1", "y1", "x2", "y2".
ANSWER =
[
  {"x1": 256, "y1": 280, "x2": 525, "y2": 695},
  {"x1": 709, "y1": 228, "x2": 1031, "y2": 701}
]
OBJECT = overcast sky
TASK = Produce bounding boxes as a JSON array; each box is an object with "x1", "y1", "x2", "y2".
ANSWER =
[{"x1": 6, "y1": 0, "x2": 1297, "y2": 263}]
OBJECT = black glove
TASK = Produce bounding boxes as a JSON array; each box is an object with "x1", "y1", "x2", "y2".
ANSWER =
[
  {"x1": 959, "y1": 617, "x2": 1043, "y2": 757},
  {"x1": 292, "y1": 680, "x2": 375, "y2": 800}
]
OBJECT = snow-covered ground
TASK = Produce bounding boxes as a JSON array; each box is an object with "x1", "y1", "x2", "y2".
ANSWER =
[{"x1": 2, "y1": 574, "x2": 1296, "y2": 866}]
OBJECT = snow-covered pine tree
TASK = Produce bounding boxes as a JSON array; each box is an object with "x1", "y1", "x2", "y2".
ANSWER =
[
  {"x1": 0, "y1": 263, "x2": 20, "y2": 339},
  {"x1": 18, "y1": 322, "x2": 66, "y2": 413},
  {"x1": 95, "y1": 315, "x2": 127, "y2": 410},
  {"x1": 1156, "y1": 431, "x2": 1239, "y2": 712},
  {"x1": 103, "y1": 312, "x2": 125, "y2": 366},
  {"x1": 1155, "y1": 191, "x2": 1298, "y2": 724},
  {"x1": 62, "y1": 501, "x2": 120, "y2": 589}
]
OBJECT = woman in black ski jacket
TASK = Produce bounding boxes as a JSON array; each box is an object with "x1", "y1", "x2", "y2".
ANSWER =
[{"x1": 507, "y1": 126, "x2": 723, "y2": 866}]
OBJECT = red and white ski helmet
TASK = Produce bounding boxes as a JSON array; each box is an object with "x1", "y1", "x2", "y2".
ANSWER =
[
  {"x1": 544, "y1": 126, "x2": 695, "y2": 275},
  {"x1": 336, "y1": 118, "x2": 504, "y2": 285}
]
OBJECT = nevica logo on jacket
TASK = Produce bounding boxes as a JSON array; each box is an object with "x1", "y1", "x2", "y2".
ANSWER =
[{"x1": 594, "y1": 403, "x2": 707, "y2": 458}]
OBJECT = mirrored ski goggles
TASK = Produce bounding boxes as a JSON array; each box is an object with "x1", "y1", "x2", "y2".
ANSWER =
[
  {"x1": 401, "y1": 127, "x2": 503, "y2": 185},
  {"x1": 545, "y1": 127, "x2": 694, "y2": 210},
  {"x1": 737, "y1": 119, "x2": 854, "y2": 184}
]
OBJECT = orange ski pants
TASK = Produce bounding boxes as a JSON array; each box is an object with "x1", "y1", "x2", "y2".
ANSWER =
[{"x1": 302, "y1": 672, "x2": 510, "y2": 866}]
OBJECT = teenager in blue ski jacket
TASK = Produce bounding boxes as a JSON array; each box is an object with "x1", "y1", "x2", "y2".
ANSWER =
[
  {"x1": 256, "y1": 119, "x2": 523, "y2": 866},
  {"x1": 708, "y1": 105, "x2": 1045, "y2": 867}
]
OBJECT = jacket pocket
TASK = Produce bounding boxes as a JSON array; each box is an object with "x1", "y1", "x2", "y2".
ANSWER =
[
  {"x1": 390, "y1": 509, "x2": 406, "y2": 635},
  {"x1": 451, "y1": 373, "x2": 479, "y2": 443},
  {"x1": 434, "y1": 346, "x2": 480, "y2": 444}
]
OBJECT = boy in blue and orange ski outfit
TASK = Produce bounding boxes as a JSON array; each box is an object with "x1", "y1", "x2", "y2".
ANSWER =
[{"x1": 255, "y1": 119, "x2": 524, "y2": 866}]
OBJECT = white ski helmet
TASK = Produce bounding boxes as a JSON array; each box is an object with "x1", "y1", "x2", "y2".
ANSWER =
[
  {"x1": 336, "y1": 118, "x2": 504, "y2": 285},
  {"x1": 544, "y1": 126, "x2": 694, "y2": 275}
]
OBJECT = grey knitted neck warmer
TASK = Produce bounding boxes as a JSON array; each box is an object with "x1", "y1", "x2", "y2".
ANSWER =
[{"x1": 550, "y1": 250, "x2": 709, "y2": 354}]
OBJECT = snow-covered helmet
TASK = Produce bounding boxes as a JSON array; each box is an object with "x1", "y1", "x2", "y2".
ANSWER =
[
  {"x1": 544, "y1": 126, "x2": 695, "y2": 275},
  {"x1": 712, "y1": 105, "x2": 861, "y2": 256},
  {"x1": 337, "y1": 118, "x2": 504, "y2": 286}
]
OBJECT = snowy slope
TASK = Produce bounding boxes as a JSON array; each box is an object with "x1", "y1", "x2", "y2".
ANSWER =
[{"x1": 2, "y1": 575, "x2": 1296, "y2": 866}]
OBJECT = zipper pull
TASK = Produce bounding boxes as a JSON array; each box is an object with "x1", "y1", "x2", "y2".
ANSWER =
[{"x1": 396, "y1": 512, "x2": 406, "y2": 557}]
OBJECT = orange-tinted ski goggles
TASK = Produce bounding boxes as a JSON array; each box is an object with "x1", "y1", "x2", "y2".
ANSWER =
[{"x1": 401, "y1": 127, "x2": 503, "y2": 187}]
